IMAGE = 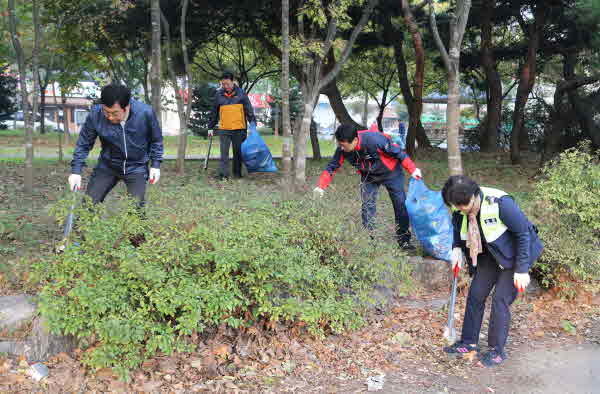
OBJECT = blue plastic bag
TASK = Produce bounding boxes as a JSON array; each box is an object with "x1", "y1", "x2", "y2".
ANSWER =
[
  {"x1": 405, "y1": 178, "x2": 453, "y2": 262},
  {"x1": 241, "y1": 123, "x2": 278, "y2": 173}
]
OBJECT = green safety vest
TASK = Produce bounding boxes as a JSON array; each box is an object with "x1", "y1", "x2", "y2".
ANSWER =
[{"x1": 459, "y1": 187, "x2": 508, "y2": 244}]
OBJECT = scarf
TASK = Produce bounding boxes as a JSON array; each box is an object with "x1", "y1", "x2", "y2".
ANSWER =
[{"x1": 466, "y1": 195, "x2": 483, "y2": 266}]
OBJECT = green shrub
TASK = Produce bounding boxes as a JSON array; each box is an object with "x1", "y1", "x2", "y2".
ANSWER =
[
  {"x1": 530, "y1": 143, "x2": 600, "y2": 288},
  {"x1": 33, "y1": 184, "x2": 407, "y2": 379}
]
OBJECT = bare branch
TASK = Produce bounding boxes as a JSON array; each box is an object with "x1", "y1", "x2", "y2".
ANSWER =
[
  {"x1": 319, "y1": 0, "x2": 379, "y2": 90},
  {"x1": 428, "y1": 0, "x2": 451, "y2": 71}
]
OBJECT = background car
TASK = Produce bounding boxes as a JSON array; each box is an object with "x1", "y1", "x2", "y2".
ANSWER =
[{"x1": 0, "y1": 111, "x2": 64, "y2": 132}]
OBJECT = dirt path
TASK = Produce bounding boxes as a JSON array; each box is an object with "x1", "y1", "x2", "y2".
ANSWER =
[{"x1": 374, "y1": 343, "x2": 600, "y2": 394}]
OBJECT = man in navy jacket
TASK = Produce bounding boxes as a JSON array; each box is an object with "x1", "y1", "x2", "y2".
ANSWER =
[
  {"x1": 441, "y1": 175, "x2": 543, "y2": 367},
  {"x1": 68, "y1": 84, "x2": 163, "y2": 206},
  {"x1": 313, "y1": 124, "x2": 422, "y2": 250}
]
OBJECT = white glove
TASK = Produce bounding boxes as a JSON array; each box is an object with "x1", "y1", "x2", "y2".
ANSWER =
[
  {"x1": 451, "y1": 247, "x2": 463, "y2": 271},
  {"x1": 68, "y1": 174, "x2": 81, "y2": 191},
  {"x1": 313, "y1": 187, "x2": 325, "y2": 199},
  {"x1": 208, "y1": 129, "x2": 214, "y2": 137},
  {"x1": 514, "y1": 272, "x2": 530, "y2": 292},
  {"x1": 149, "y1": 168, "x2": 160, "y2": 184},
  {"x1": 411, "y1": 168, "x2": 422, "y2": 179}
]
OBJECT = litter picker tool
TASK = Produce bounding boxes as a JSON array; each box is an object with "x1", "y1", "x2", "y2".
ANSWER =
[
  {"x1": 56, "y1": 185, "x2": 79, "y2": 253},
  {"x1": 204, "y1": 134, "x2": 213, "y2": 171},
  {"x1": 443, "y1": 262, "x2": 461, "y2": 343}
]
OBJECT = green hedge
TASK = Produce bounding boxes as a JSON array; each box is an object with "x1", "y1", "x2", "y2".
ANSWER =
[
  {"x1": 34, "y1": 183, "x2": 408, "y2": 379},
  {"x1": 529, "y1": 143, "x2": 600, "y2": 290}
]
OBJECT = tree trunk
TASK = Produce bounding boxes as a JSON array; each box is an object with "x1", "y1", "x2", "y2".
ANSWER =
[
  {"x1": 8, "y1": 0, "x2": 33, "y2": 193},
  {"x1": 401, "y1": 0, "x2": 428, "y2": 155},
  {"x1": 61, "y1": 92, "x2": 70, "y2": 143},
  {"x1": 391, "y1": 35, "x2": 430, "y2": 156},
  {"x1": 376, "y1": 103, "x2": 385, "y2": 132},
  {"x1": 162, "y1": 1, "x2": 192, "y2": 175},
  {"x1": 479, "y1": 0, "x2": 502, "y2": 152},
  {"x1": 430, "y1": 0, "x2": 471, "y2": 175},
  {"x1": 362, "y1": 92, "x2": 369, "y2": 126},
  {"x1": 446, "y1": 73, "x2": 463, "y2": 175},
  {"x1": 281, "y1": 0, "x2": 293, "y2": 176},
  {"x1": 52, "y1": 82, "x2": 63, "y2": 162},
  {"x1": 321, "y1": 80, "x2": 363, "y2": 129},
  {"x1": 39, "y1": 82, "x2": 47, "y2": 133},
  {"x1": 310, "y1": 118, "x2": 321, "y2": 160},
  {"x1": 510, "y1": 7, "x2": 546, "y2": 164},
  {"x1": 151, "y1": 0, "x2": 162, "y2": 127},
  {"x1": 293, "y1": 95, "x2": 317, "y2": 185}
]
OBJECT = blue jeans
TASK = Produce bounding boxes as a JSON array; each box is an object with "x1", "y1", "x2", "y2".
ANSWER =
[
  {"x1": 461, "y1": 252, "x2": 518, "y2": 354},
  {"x1": 360, "y1": 172, "x2": 410, "y2": 245}
]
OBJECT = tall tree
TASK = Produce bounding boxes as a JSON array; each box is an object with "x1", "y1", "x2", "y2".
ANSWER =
[
  {"x1": 150, "y1": 0, "x2": 162, "y2": 127},
  {"x1": 429, "y1": 0, "x2": 471, "y2": 175},
  {"x1": 478, "y1": 0, "x2": 503, "y2": 152},
  {"x1": 399, "y1": 0, "x2": 431, "y2": 155},
  {"x1": 161, "y1": 0, "x2": 193, "y2": 175},
  {"x1": 380, "y1": 7, "x2": 431, "y2": 155},
  {"x1": 345, "y1": 47, "x2": 400, "y2": 132},
  {"x1": 291, "y1": 0, "x2": 378, "y2": 184},
  {"x1": 8, "y1": 0, "x2": 34, "y2": 193},
  {"x1": 281, "y1": 0, "x2": 292, "y2": 176},
  {"x1": 192, "y1": 35, "x2": 279, "y2": 94},
  {"x1": 510, "y1": 2, "x2": 547, "y2": 164}
]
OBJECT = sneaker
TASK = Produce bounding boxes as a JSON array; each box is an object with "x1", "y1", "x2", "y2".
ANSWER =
[
  {"x1": 443, "y1": 341, "x2": 479, "y2": 357},
  {"x1": 478, "y1": 349, "x2": 506, "y2": 367}
]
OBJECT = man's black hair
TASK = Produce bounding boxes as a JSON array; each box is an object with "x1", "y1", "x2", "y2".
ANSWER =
[
  {"x1": 335, "y1": 124, "x2": 358, "y2": 143},
  {"x1": 220, "y1": 71, "x2": 235, "y2": 81},
  {"x1": 442, "y1": 175, "x2": 481, "y2": 207},
  {"x1": 100, "y1": 84, "x2": 131, "y2": 109}
]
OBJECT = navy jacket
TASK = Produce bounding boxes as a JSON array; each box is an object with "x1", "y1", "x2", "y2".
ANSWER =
[
  {"x1": 318, "y1": 131, "x2": 416, "y2": 188},
  {"x1": 452, "y1": 194, "x2": 543, "y2": 273},
  {"x1": 208, "y1": 86, "x2": 256, "y2": 130},
  {"x1": 71, "y1": 99, "x2": 163, "y2": 175}
]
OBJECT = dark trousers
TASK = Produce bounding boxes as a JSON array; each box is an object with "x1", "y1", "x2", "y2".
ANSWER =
[
  {"x1": 218, "y1": 130, "x2": 247, "y2": 178},
  {"x1": 461, "y1": 252, "x2": 518, "y2": 354},
  {"x1": 360, "y1": 172, "x2": 410, "y2": 245},
  {"x1": 86, "y1": 167, "x2": 148, "y2": 206}
]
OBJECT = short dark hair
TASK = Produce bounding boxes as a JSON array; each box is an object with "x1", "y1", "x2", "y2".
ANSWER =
[
  {"x1": 100, "y1": 84, "x2": 131, "y2": 109},
  {"x1": 220, "y1": 71, "x2": 235, "y2": 81},
  {"x1": 442, "y1": 175, "x2": 481, "y2": 207},
  {"x1": 335, "y1": 124, "x2": 358, "y2": 143}
]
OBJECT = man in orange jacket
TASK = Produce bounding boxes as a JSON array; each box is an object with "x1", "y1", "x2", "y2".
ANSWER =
[
  {"x1": 313, "y1": 124, "x2": 422, "y2": 250},
  {"x1": 208, "y1": 71, "x2": 256, "y2": 179}
]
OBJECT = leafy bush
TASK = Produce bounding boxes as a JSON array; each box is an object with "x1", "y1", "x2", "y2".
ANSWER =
[
  {"x1": 34, "y1": 184, "x2": 407, "y2": 379},
  {"x1": 529, "y1": 143, "x2": 600, "y2": 289}
]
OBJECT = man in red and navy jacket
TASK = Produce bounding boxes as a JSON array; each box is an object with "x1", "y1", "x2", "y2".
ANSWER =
[{"x1": 313, "y1": 124, "x2": 422, "y2": 250}]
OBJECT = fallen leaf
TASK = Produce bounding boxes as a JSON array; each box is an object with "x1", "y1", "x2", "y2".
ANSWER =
[
  {"x1": 95, "y1": 368, "x2": 116, "y2": 380},
  {"x1": 189, "y1": 358, "x2": 203, "y2": 370},
  {"x1": 0, "y1": 373, "x2": 27, "y2": 385},
  {"x1": 136, "y1": 380, "x2": 163, "y2": 391},
  {"x1": 212, "y1": 343, "x2": 231, "y2": 359},
  {"x1": 463, "y1": 351, "x2": 478, "y2": 362}
]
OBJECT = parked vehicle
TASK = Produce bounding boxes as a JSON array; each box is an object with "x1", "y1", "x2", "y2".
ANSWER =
[{"x1": 0, "y1": 111, "x2": 64, "y2": 132}]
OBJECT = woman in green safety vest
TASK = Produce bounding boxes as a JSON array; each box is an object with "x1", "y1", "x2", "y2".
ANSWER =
[{"x1": 441, "y1": 175, "x2": 543, "y2": 367}]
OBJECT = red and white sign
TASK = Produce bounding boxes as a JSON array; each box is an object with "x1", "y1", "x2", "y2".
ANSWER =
[{"x1": 248, "y1": 93, "x2": 272, "y2": 109}]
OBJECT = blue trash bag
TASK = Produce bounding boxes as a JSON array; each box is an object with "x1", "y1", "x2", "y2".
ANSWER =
[
  {"x1": 405, "y1": 178, "x2": 453, "y2": 262},
  {"x1": 241, "y1": 122, "x2": 278, "y2": 173}
]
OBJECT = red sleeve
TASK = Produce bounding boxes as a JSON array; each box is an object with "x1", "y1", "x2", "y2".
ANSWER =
[
  {"x1": 401, "y1": 157, "x2": 416, "y2": 174},
  {"x1": 318, "y1": 171, "x2": 333, "y2": 189}
]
